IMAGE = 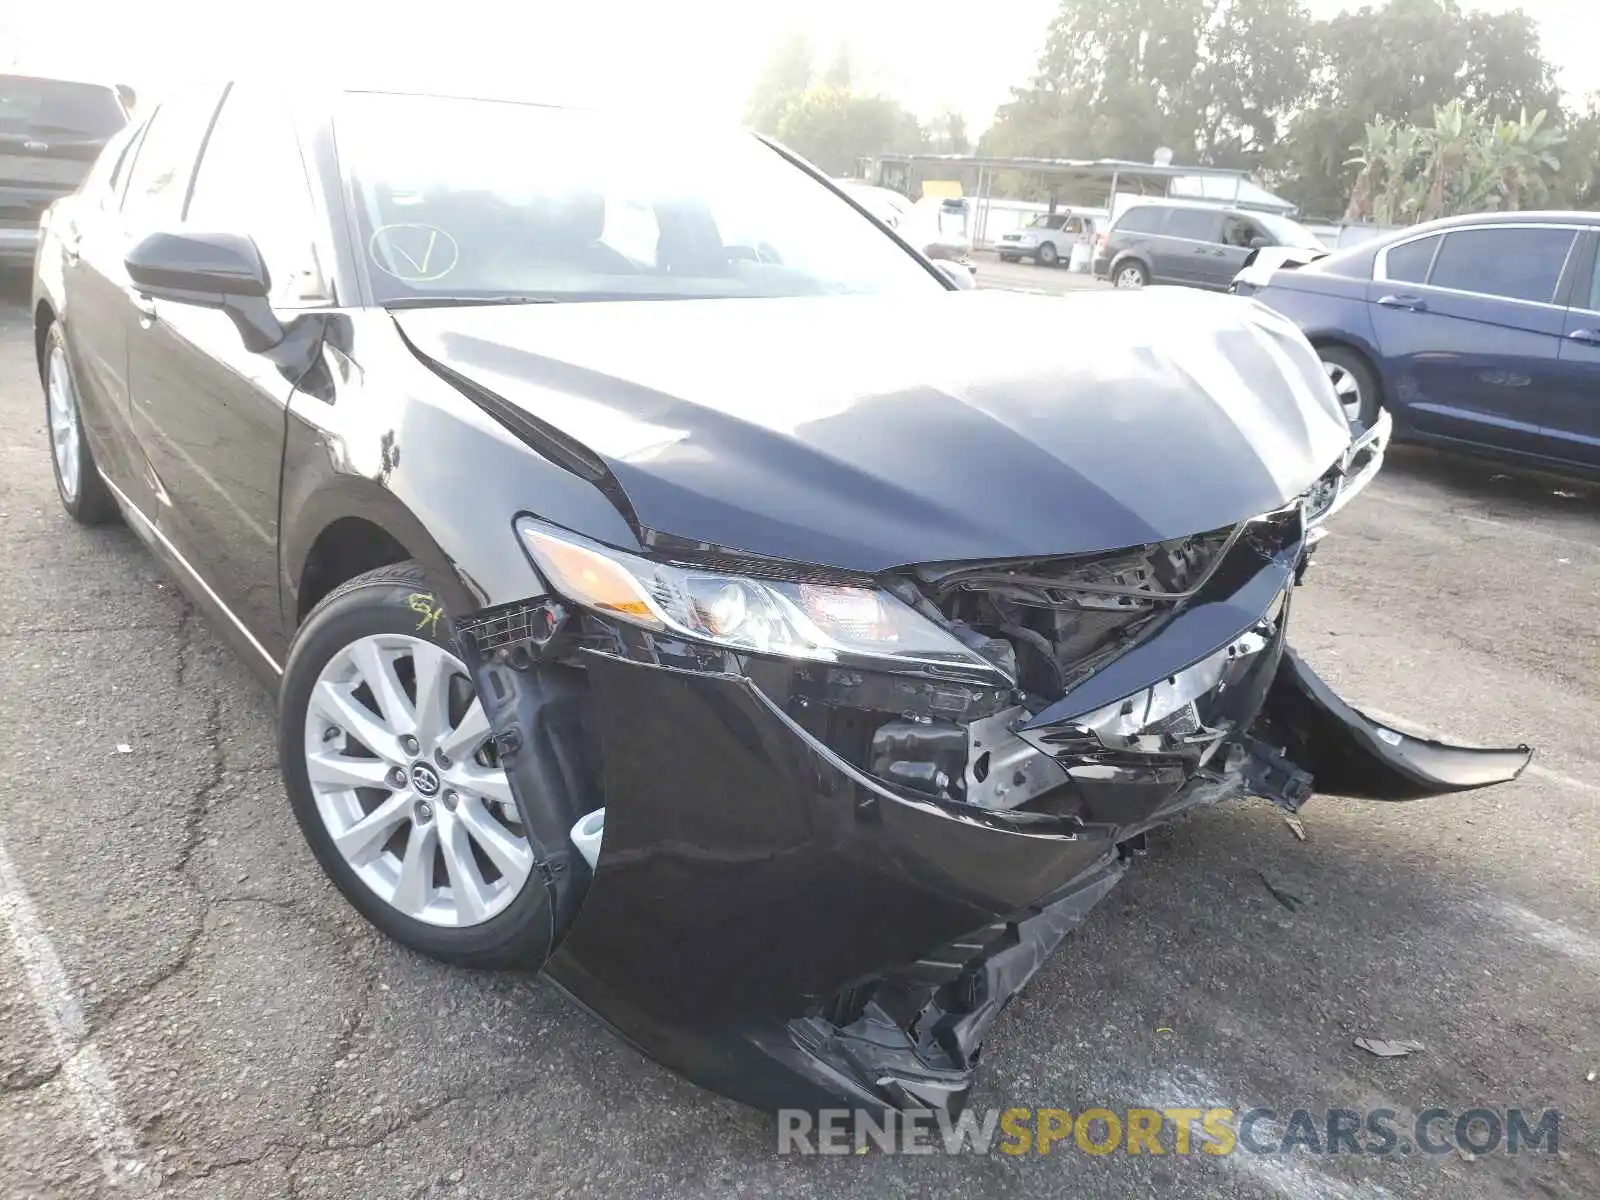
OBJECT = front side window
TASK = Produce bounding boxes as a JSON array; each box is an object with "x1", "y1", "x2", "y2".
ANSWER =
[
  {"x1": 120, "y1": 90, "x2": 220, "y2": 228},
  {"x1": 1427, "y1": 226, "x2": 1576, "y2": 304},
  {"x1": 1252, "y1": 212, "x2": 1325, "y2": 251},
  {"x1": 185, "y1": 86, "x2": 324, "y2": 304},
  {"x1": 336, "y1": 93, "x2": 944, "y2": 304},
  {"x1": 1222, "y1": 215, "x2": 1263, "y2": 248}
]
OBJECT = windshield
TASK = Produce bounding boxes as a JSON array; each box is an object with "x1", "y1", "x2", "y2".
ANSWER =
[
  {"x1": 1254, "y1": 212, "x2": 1325, "y2": 250},
  {"x1": 337, "y1": 93, "x2": 944, "y2": 303},
  {"x1": 0, "y1": 76, "x2": 124, "y2": 138},
  {"x1": 1026, "y1": 214, "x2": 1066, "y2": 230}
]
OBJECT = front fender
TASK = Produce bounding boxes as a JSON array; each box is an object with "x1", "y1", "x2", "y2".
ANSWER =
[{"x1": 278, "y1": 310, "x2": 642, "y2": 633}]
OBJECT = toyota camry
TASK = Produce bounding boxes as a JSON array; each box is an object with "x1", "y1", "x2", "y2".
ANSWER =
[{"x1": 31, "y1": 81, "x2": 1531, "y2": 1117}]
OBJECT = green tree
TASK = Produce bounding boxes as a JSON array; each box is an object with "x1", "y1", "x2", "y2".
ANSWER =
[
  {"x1": 984, "y1": 0, "x2": 1314, "y2": 170},
  {"x1": 744, "y1": 31, "x2": 814, "y2": 136},
  {"x1": 1551, "y1": 97, "x2": 1600, "y2": 209},
  {"x1": 1277, "y1": 0, "x2": 1559, "y2": 217},
  {"x1": 775, "y1": 86, "x2": 926, "y2": 176},
  {"x1": 930, "y1": 108, "x2": 971, "y2": 155},
  {"x1": 1343, "y1": 101, "x2": 1565, "y2": 222}
]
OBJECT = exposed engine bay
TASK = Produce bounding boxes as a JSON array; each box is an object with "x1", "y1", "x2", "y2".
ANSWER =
[{"x1": 817, "y1": 506, "x2": 1298, "y2": 820}]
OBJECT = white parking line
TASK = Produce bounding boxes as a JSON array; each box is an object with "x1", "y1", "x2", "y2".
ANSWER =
[{"x1": 0, "y1": 832, "x2": 148, "y2": 1189}]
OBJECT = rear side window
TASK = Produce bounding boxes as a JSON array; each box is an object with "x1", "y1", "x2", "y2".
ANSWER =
[
  {"x1": 1165, "y1": 208, "x2": 1218, "y2": 241},
  {"x1": 119, "y1": 90, "x2": 221, "y2": 228},
  {"x1": 79, "y1": 124, "x2": 137, "y2": 207},
  {"x1": 1383, "y1": 235, "x2": 1440, "y2": 283},
  {"x1": 1427, "y1": 226, "x2": 1576, "y2": 304},
  {"x1": 1116, "y1": 206, "x2": 1163, "y2": 234},
  {"x1": 0, "y1": 76, "x2": 125, "y2": 138}
]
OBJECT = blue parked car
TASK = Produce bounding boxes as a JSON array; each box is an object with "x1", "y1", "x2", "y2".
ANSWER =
[{"x1": 1232, "y1": 212, "x2": 1600, "y2": 477}]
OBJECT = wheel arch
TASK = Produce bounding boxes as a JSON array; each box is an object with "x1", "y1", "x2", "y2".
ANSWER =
[
  {"x1": 281, "y1": 476, "x2": 485, "y2": 635},
  {"x1": 34, "y1": 298, "x2": 57, "y2": 381},
  {"x1": 1108, "y1": 250, "x2": 1152, "y2": 278},
  {"x1": 1306, "y1": 335, "x2": 1386, "y2": 402}
]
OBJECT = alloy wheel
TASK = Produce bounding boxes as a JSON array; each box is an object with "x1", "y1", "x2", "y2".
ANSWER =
[
  {"x1": 1114, "y1": 265, "x2": 1146, "y2": 289},
  {"x1": 1323, "y1": 360, "x2": 1363, "y2": 426},
  {"x1": 303, "y1": 633, "x2": 532, "y2": 927},
  {"x1": 47, "y1": 345, "x2": 80, "y2": 501}
]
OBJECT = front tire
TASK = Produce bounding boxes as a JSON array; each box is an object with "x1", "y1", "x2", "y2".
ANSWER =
[
  {"x1": 1319, "y1": 345, "x2": 1381, "y2": 432},
  {"x1": 1037, "y1": 241, "x2": 1059, "y2": 267},
  {"x1": 279, "y1": 561, "x2": 551, "y2": 970},
  {"x1": 43, "y1": 322, "x2": 118, "y2": 525}
]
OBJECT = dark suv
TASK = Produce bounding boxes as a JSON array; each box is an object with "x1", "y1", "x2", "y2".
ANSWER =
[
  {"x1": 1093, "y1": 200, "x2": 1324, "y2": 291},
  {"x1": 1, "y1": 74, "x2": 130, "y2": 267}
]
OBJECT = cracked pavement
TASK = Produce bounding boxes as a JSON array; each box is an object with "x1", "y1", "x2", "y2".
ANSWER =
[{"x1": 1, "y1": 286, "x2": 1597, "y2": 1199}]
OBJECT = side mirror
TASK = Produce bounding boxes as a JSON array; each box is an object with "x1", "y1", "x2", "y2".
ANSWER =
[
  {"x1": 1249, "y1": 235, "x2": 1271, "y2": 249},
  {"x1": 125, "y1": 230, "x2": 284, "y2": 352},
  {"x1": 934, "y1": 260, "x2": 976, "y2": 290}
]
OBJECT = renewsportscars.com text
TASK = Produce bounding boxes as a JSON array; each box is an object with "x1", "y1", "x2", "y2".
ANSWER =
[{"x1": 777, "y1": 1106, "x2": 1562, "y2": 1157}]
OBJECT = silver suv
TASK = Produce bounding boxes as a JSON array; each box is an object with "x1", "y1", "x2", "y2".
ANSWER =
[{"x1": 997, "y1": 211, "x2": 1094, "y2": 267}]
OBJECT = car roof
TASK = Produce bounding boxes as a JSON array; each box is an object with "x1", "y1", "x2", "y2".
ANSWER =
[
  {"x1": 1124, "y1": 198, "x2": 1262, "y2": 217},
  {"x1": 1377, "y1": 210, "x2": 1600, "y2": 236},
  {"x1": 0, "y1": 72, "x2": 122, "y2": 92}
]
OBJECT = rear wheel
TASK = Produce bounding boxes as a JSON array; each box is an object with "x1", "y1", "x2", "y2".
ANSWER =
[
  {"x1": 43, "y1": 322, "x2": 118, "y2": 525},
  {"x1": 1319, "y1": 345, "x2": 1381, "y2": 431},
  {"x1": 1113, "y1": 260, "x2": 1149, "y2": 289},
  {"x1": 279, "y1": 562, "x2": 552, "y2": 969},
  {"x1": 1037, "y1": 241, "x2": 1059, "y2": 267}
]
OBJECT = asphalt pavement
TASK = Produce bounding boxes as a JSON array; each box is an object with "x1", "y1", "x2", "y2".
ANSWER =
[
  {"x1": 976, "y1": 253, "x2": 1110, "y2": 294},
  {"x1": 1, "y1": 283, "x2": 1597, "y2": 1199}
]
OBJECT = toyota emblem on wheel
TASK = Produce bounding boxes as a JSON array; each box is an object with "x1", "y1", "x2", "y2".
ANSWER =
[{"x1": 409, "y1": 762, "x2": 441, "y2": 796}]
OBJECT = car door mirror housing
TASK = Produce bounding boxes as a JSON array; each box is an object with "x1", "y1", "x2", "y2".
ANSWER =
[
  {"x1": 1249, "y1": 235, "x2": 1271, "y2": 249},
  {"x1": 933, "y1": 259, "x2": 976, "y2": 289},
  {"x1": 125, "y1": 230, "x2": 285, "y2": 352},
  {"x1": 125, "y1": 229, "x2": 270, "y2": 299}
]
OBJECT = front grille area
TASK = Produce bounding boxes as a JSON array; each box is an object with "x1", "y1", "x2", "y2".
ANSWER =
[{"x1": 914, "y1": 525, "x2": 1240, "y2": 701}]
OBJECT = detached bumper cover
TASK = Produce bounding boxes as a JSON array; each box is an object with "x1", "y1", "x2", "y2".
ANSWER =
[
  {"x1": 1262, "y1": 650, "x2": 1532, "y2": 800},
  {"x1": 537, "y1": 629, "x2": 1530, "y2": 1117}
]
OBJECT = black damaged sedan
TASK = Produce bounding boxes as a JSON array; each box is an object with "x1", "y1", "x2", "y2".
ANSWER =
[{"x1": 32, "y1": 83, "x2": 1531, "y2": 1116}]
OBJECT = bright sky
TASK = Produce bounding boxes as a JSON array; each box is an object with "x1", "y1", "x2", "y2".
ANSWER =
[{"x1": 2, "y1": 0, "x2": 1596, "y2": 132}]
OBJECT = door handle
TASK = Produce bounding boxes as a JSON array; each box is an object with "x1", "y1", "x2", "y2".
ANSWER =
[
  {"x1": 1376, "y1": 293, "x2": 1429, "y2": 313},
  {"x1": 1566, "y1": 327, "x2": 1600, "y2": 345},
  {"x1": 132, "y1": 294, "x2": 158, "y2": 327}
]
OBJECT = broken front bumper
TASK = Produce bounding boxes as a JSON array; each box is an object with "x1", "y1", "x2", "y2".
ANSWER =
[
  {"x1": 1305, "y1": 406, "x2": 1391, "y2": 546},
  {"x1": 534, "y1": 629, "x2": 1528, "y2": 1118}
]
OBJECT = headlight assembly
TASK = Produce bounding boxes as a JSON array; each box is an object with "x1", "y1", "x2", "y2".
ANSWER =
[{"x1": 515, "y1": 518, "x2": 994, "y2": 672}]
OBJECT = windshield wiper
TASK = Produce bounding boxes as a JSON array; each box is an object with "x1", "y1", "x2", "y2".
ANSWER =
[{"x1": 382, "y1": 294, "x2": 562, "y2": 310}]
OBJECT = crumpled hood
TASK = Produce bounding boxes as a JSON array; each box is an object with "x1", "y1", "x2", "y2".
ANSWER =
[{"x1": 394, "y1": 288, "x2": 1351, "y2": 572}]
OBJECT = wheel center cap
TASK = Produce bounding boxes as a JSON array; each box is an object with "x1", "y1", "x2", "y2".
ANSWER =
[{"x1": 410, "y1": 762, "x2": 441, "y2": 797}]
